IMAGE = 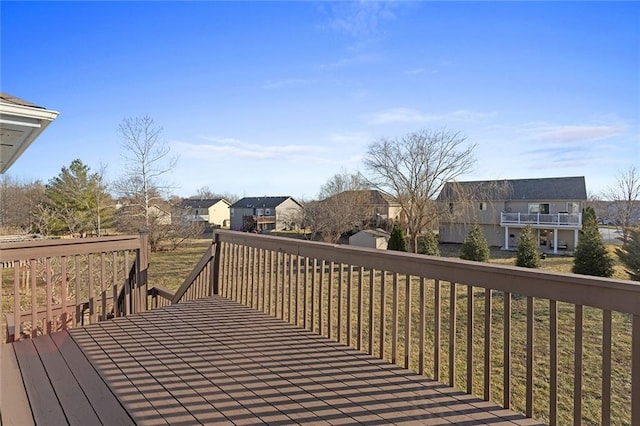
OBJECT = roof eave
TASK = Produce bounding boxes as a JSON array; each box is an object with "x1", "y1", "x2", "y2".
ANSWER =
[{"x1": 0, "y1": 102, "x2": 60, "y2": 174}]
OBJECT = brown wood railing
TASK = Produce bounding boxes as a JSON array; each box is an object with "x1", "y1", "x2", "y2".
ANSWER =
[
  {"x1": 146, "y1": 239, "x2": 219, "y2": 308},
  {"x1": 211, "y1": 229, "x2": 640, "y2": 426},
  {"x1": 1, "y1": 232, "x2": 149, "y2": 342}
]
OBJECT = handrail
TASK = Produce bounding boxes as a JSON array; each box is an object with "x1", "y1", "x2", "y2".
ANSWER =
[
  {"x1": 171, "y1": 243, "x2": 215, "y2": 304},
  {"x1": 214, "y1": 230, "x2": 640, "y2": 315},
  {"x1": 500, "y1": 212, "x2": 582, "y2": 227},
  {"x1": 1, "y1": 232, "x2": 149, "y2": 342},
  {"x1": 148, "y1": 285, "x2": 175, "y2": 309},
  {"x1": 148, "y1": 285, "x2": 175, "y2": 301},
  {"x1": 0, "y1": 235, "x2": 141, "y2": 261},
  {"x1": 213, "y1": 228, "x2": 639, "y2": 425}
]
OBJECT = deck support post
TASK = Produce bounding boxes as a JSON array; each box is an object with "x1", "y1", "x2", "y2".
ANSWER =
[
  {"x1": 211, "y1": 233, "x2": 221, "y2": 295},
  {"x1": 137, "y1": 230, "x2": 150, "y2": 313}
]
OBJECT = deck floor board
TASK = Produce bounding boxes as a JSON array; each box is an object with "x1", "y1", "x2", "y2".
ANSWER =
[{"x1": 4, "y1": 296, "x2": 543, "y2": 425}]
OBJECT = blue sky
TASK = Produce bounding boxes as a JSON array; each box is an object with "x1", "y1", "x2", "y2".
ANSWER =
[{"x1": 2, "y1": 1, "x2": 638, "y2": 200}]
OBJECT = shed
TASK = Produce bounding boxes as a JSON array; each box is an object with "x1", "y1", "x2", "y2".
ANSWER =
[{"x1": 349, "y1": 229, "x2": 390, "y2": 250}]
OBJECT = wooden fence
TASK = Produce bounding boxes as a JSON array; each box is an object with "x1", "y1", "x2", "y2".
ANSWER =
[
  {"x1": 210, "y1": 229, "x2": 640, "y2": 426},
  {"x1": 0, "y1": 232, "x2": 149, "y2": 342}
]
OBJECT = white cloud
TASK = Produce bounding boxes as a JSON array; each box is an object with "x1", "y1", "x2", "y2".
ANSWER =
[
  {"x1": 173, "y1": 137, "x2": 324, "y2": 161},
  {"x1": 534, "y1": 124, "x2": 625, "y2": 143},
  {"x1": 403, "y1": 68, "x2": 426, "y2": 75},
  {"x1": 319, "y1": 1, "x2": 398, "y2": 39},
  {"x1": 321, "y1": 53, "x2": 381, "y2": 70},
  {"x1": 263, "y1": 78, "x2": 314, "y2": 89},
  {"x1": 327, "y1": 131, "x2": 371, "y2": 146},
  {"x1": 364, "y1": 108, "x2": 497, "y2": 125}
]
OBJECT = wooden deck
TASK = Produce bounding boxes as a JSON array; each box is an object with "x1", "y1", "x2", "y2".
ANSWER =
[{"x1": 1, "y1": 296, "x2": 542, "y2": 425}]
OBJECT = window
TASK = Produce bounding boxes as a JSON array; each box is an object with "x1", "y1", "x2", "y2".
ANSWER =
[
  {"x1": 256, "y1": 208, "x2": 264, "y2": 216},
  {"x1": 479, "y1": 202, "x2": 487, "y2": 211},
  {"x1": 528, "y1": 203, "x2": 549, "y2": 214},
  {"x1": 230, "y1": 208, "x2": 234, "y2": 217},
  {"x1": 265, "y1": 208, "x2": 271, "y2": 215},
  {"x1": 567, "y1": 202, "x2": 579, "y2": 214},
  {"x1": 449, "y1": 203, "x2": 454, "y2": 213}
]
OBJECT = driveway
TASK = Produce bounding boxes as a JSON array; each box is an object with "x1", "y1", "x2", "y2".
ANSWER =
[{"x1": 600, "y1": 227, "x2": 623, "y2": 244}]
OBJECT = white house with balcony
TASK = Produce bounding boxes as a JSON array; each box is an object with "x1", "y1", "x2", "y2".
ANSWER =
[{"x1": 438, "y1": 176, "x2": 586, "y2": 254}]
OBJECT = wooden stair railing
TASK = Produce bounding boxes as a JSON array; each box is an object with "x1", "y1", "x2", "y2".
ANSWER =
[{"x1": 146, "y1": 235, "x2": 221, "y2": 309}]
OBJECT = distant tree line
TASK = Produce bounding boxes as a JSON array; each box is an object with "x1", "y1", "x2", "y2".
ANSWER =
[{"x1": 0, "y1": 116, "x2": 239, "y2": 251}]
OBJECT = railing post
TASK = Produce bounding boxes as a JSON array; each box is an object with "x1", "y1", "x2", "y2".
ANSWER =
[
  {"x1": 211, "y1": 233, "x2": 221, "y2": 296},
  {"x1": 137, "y1": 229, "x2": 150, "y2": 312},
  {"x1": 632, "y1": 315, "x2": 640, "y2": 425}
]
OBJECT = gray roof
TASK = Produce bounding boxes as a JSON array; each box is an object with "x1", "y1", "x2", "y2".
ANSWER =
[
  {"x1": 438, "y1": 176, "x2": 587, "y2": 201},
  {"x1": 0, "y1": 92, "x2": 43, "y2": 108},
  {"x1": 230, "y1": 196, "x2": 299, "y2": 209},
  {"x1": 182, "y1": 198, "x2": 228, "y2": 209}
]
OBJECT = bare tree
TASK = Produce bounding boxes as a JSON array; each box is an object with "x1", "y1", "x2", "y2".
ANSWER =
[
  {"x1": 304, "y1": 171, "x2": 371, "y2": 243},
  {"x1": 114, "y1": 116, "x2": 177, "y2": 228},
  {"x1": 0, "y1": 175, "x2": 46, "y2": 233},
  {"x1": 191, "y1": 186, "x2": 239, "y2": 203},
  {"x1": 114, "y1": 117, "x2": 181, "y2": 250},
  {"x1": 605, "y1": 166, "x2": 640, "y2": 243},
  {"x1": 364, "y1": 129, "x2": 475, "y2": 252}
]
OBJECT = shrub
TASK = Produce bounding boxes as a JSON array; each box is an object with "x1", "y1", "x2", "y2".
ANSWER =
[
  {"x1": 418, "y1": 232, "x2": 440, "y2": 256},
  {"x1": 388, "y1": 221, "x2": 407, "y2": 252},
  {"x1": 516, "y1": 225, "x2": 540, "y2": 268},
  {"x1": 573, "y1": 216, "x2": 614, "y2": 277},
  {"x1": 460, "y1": 224, "x2": 489, "y2": 262},
  {"x1": 616, "y1": 226, "x2": 640, "y2": 281}
]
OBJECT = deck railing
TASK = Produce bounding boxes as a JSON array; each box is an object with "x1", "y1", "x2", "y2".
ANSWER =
[
  {"x1": 501, "y1": 212, "x2": 582, "y2": 227},
  {"x1": 1, "y1": 232, "x2": 149, "y2": 342},
  {"x1": 209, "y1": 229, "x2": 639, "y2": 426},
  {"x1": 148, "y1": 240, "x2": 218, "y2": 307}
]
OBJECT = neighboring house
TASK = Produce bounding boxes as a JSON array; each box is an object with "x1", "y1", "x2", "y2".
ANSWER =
[
  {"x1": 0, "y1": 93, "x2": 59, "y2": 174},
  {"x1": 364, "y1": 190, "x2": 404, "y2": 226},
  {"x1": 230, "y1": 196, "x2": 302, "y2": 232},
  {"x1": 349, "y1": 229, "x2": 391, "y2": 250},
  {"x1": 115, "y1": 201, "x2": 172, "y2": 226},
  {"x1": 437, "y1": 176, "x2": 587, "y2": 254},
  {"x1": 321, "y1": 189, "x2": 404, "y2": 227},
  {"x1": 181, "y1": 198, "x2": 231, "y2": 229},
  {"x1": 149, "y1": 204, "x2": 172, "y2": 226}
]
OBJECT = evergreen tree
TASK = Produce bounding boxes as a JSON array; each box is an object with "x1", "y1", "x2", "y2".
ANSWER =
[
  {"x1": 44, "y1": 159, "x2": 113, "y2": 236},
  {"x1": 572, "y1": 210, "x2": 614, "y2": 277},
  {"x1": 418, "y1": 231, "x2": 440, "y2": 256},
  {"x1": 616, "y1": 226, "x2": 640, "y2": 281},
  {"x1": 460, "y1": 224, "x2": 489, "y2": 262},
  {"x1": 388, "y1": 221, "x2": 408, "y2": 252},
  {"x1": 582, "y1": 206, "x2": 598, "y2": 228},
  {"x1": 516, "y1": 225, "x2": 541, "y2": 268}
]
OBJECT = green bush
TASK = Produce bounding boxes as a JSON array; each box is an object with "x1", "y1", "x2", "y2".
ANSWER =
[
  {"x1": 516, "y1": 225, "x2": 541, "y2": 268},
  {"x1": 388, "y1": 221, "x2": 407, "y2": 252},
  {"x1": 573, "y1": 213, "x2": 614, "y2": 277},
  {"x1": 460, "y1": 224, "x2": 489, "y2": 262},
  {"x1": 616, "y1": 226, "x2": 640, "y2": 281},
  {"x1": 418, "y1": 232, "x2": 440, "y2": 256}
]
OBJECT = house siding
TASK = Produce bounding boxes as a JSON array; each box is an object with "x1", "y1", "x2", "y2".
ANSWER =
[
  {"x1": 209, "y1": 201, "x2": 231, "y2": 228},
  {"x1": 274, "y1": 198, "x2": 301, "y2": 231},
  {"x1": 438, "y1": 177, "x2": 586, "y2": 252}
]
